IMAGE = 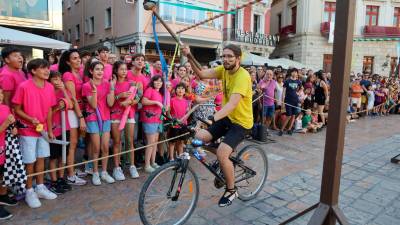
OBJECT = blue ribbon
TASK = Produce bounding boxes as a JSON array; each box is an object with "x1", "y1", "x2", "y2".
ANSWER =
[{"x1": 152, "y1": 14, "x2": 169, "y2": 104}]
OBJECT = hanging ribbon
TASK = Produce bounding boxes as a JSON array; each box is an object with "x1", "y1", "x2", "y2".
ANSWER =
[
  {"x1": 158, "y1": 0, "x2": 236, "y2": 14},
  {"x1": 169, "y1": 43, "x2": 179, "y2": 74},
  {"x1": 152, "y1": 14, "x2": 169, "y2": 105}
]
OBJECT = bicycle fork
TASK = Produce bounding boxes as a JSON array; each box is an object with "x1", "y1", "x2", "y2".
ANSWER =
[{"x1": 167, "y1": 153, "x2": 190, "y2": 201}]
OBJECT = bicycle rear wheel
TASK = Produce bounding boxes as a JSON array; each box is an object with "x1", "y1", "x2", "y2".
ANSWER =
[
  {"x1": 138, "y1": 161, "x2": 199, "y2": 225},
  {"x1": 235, "y1": 144, "x2": 268, "y2": 201}
]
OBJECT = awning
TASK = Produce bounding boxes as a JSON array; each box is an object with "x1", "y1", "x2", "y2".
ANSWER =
[
  {"x1": 241, "y1": 52, "x2": 280, "y2": 67},
  {"x1": 0, "y1": 26, "x2": 70, "y2": 49},
  {"x1": 270, "y1": 58, "x2": 319, "y2": 70}
]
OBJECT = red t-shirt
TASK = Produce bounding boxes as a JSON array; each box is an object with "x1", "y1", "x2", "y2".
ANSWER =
[
  {"x1": 141, "y1": 87, "x2": 163, "y2": 123},
  {"x1": 12, "y1": 79, "x2": 57, "y2": 137},
  {"x1": 82, "y1": 81, "x2": 111, "y2": 122}
]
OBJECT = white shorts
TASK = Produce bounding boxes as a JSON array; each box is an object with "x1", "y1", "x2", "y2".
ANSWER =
[
  {"x1": 20, "y1": 136, "x2": 50, "y2": 164},
  {"x1": 111, "y1": 118, "x2": 136, "y2": 124},
  {"x1": 68, "y1": 110, "x2": 79, "y2": 129},
  {"x1": 351, "y1": 97, "x2": 362, "y2": 108}
]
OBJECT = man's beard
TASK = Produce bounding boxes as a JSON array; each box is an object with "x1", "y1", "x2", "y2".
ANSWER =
[{"x1": 223, "y1": 63, "x2": 236, "y2": 70}]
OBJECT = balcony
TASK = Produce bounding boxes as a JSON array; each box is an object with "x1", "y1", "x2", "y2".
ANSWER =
[
  {"x1": 363, "y1": 26, "x2": 400, "y2": 38},
  {"x1": 279, "y1": 25, "x2": 295, "y2": 38},
  {"x1": 320, "y1": 22, "x2": 330, "y2": 37},
  {"x1": 223, "y1": 28, "x2": 279, "y2": 47}
]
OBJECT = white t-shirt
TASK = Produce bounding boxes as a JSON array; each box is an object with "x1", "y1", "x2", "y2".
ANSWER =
[{"x1": 275, "y1": 82, "x2": 284, "y2": 105}]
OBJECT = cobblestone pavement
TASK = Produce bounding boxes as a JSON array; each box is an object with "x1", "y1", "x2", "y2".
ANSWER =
[{"x1": 4, "y1": 115, "x2": 400, "y2": 225}]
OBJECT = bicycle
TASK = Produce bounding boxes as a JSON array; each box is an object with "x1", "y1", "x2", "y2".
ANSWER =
[{"x1": 138, "y1": 113, "x2": 269, "y2": 225}]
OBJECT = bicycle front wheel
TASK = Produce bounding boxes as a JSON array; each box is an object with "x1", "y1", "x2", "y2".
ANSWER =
[
  {"x1": 235, "y1": 144, "x2": 268, "y2": 201},
  {"x1": 138, "y1": 161, "x2": 199, "y2": 225}
]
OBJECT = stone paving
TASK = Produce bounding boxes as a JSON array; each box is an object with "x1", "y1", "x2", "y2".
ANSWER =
[{"x1": 4, "y1": 115, "x2": 400, "y2": 225}]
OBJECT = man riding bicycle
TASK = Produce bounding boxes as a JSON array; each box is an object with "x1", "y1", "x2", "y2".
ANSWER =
[{"x1": 182, "y1": 44, "x2": 253, "y2": 207}]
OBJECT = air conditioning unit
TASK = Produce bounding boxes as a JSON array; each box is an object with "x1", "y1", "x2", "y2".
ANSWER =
[{"x1": 125, "y1": 0, "x2": 135, "y2": 4}]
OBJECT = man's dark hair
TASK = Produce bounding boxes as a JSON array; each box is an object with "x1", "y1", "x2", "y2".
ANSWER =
[
  {"x1": 97, "y1": 46, "x2": 109, "y2": 53},
  {"x1": 48, "y1": 70, "x2": 62, "y2": 81},
  {"x1": 223, "y1": 44, "x2": 242, "y2": 58},
  {"x1": 27, "y1": 58, "x2": 50, "y2": 74},
  {"x1": 132, "y1": 53, "x2": 145, "y2": 61},
  {"x1": 80, "y1": 50, "x2": 92, "y2": 58},
  {"x1": 175, "y1": 82, "x2": 187, "y2": 92},
  {"x1": 1, "y1": 46, "x2": 21, "y2": 59}
]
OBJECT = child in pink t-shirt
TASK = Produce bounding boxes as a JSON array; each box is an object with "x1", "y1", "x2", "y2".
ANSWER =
[
  {"x1": 48, "y1": 71, "x2": 76, "y2": 193},
  {"x1": 141, "y1": 75, "x2": 164, "y2": 173},
  {"x1": 82, "y1": 61, "x2": 116, "y2": 186},
  {"x1": 0, "y1": 88, "x2": 18, "y2": 216},
  {"x1": 12, "y1": 59, "x2": 57, "y2": 208},
  {"x1": 110, "y1": 61, "x2": 141, "y2": 180},
  {"x1": 0, "y1": 46, "x2": 27, "y2": 106},
  {"x1": 168, "y1": 83, "x2": 190, "y2": 161}
]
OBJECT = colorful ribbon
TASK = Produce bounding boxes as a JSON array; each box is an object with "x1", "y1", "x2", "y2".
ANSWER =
[
  {"x1": 118, "y1": 85, "x2": 138, "y2": 131},
  {"x1": 158, "y1": 1, "x2": 235, "y2": 14}
]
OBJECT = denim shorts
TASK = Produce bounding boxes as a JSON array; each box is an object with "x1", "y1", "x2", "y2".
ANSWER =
[
  {"x1": 143, "y1": 123, "x2": 162, "y2": 134},
  {"x1": 263, "y1": 105, "x2": 275, "y2": 117},
  {"x1": 20, "y1": 136, "x2": 50, "y2": 164},
  {"x1": 86, "y1": 120, "x2": 111, "y2": 133}
]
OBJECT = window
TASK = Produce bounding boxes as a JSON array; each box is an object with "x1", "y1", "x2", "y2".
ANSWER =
[
  {"x1": 394, "y1": 7, "x2": 400, "y2": 27},
  {"x1": 85, "y1": 19, "x2": 89, "y2": 34},
  {"x1": 291, "y1": 6, "x2": 297, "y2": 32},
  {"x1": 278, "y1": 13, "x2": 282, "y2": 32},
  {"x1": 289, "y1": 54, "x2": 294, "y2": 60},
  {"x1": 253, "y1": 14, "x2": 261, "y2": 33},
  {"x1": 175, "y1": 1, "x2": 196, "y2": 24},
  {"x1": 365, "y1": 5, "x2": 379, "y2": 26},
  {"x1": 176, "y1": 1, "x2": 185, "y2": 22},
  {"x1": 363, "y1": 56, "x2": 374, "y2": 73},
  {"x1": 323, "y1": 54, "x2": 333, "y2": 73},
  {"x1": 75, "y1": 24, "x2": 80, "y2": 40},
  {"x1": 160, "y1": 0, "x2": 173, "y2": 20},
  {"x1": 89, "y1": 16, "x2": 94, "y2": 34},
  {"x1": 67, "y1": 29, "x2": 71, "y2": 42},
  {"x1": 67, "y1": 0, "x2": 71, "y2": 9},
  {"x1": 323, "y1": 2, "x2": 336, "y2": 22},
  {"x1": 105, "y1": 7, "x2": 112, "y2": 29}
]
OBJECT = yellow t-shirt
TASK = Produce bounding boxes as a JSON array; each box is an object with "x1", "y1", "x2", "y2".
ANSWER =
[{"x1": 214, "y1": 65, "x2": 253, "y2": 129}]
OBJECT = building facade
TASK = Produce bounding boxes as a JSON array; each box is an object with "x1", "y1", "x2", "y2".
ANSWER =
[
  {"x1": 271, "y1": 0, "x2": 400, "y2": 76},
  {"x1": 222, "y1": 0, "x2": 276, "y2": 57},
  {"x1": 62, "y1": 0, "x2": 224, "y2": 64}
]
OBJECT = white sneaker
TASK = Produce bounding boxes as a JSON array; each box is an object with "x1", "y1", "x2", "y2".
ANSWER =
[
  {"x1": 112, "y1": 167, "x2": 126, "y2": 181},
  {"x1": 67, "y1": 175, "x2": 87, "y2": 186},
  {"x1": 145, "y1": 166, "x2": 155, "y2": 173},
  {"x1": 92, "y1": 172, "x2": 101, "y2": 186},
  {"x1": 129, "y1": 166, "x2": 139, "y2": 178},
  {"x1": 35, "y1": 184, "x2": 57, "y2": 200},
  {"x1": 101, "y1": 171, "x2": 115, "y2": 184},
  {"x1": 25, "y1": 189, "x2": 41, "y2": 208},
  {"x1": 75, "y1": 169, "x2": 88, "y2": 178},
  {"x1": 151, "y1": 163, "x2": 160, "y2": 169}
]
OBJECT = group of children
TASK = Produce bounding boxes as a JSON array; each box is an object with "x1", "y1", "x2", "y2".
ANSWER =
[{"x1": 0, "y1": 46, "x2": 223, "y2": 218}]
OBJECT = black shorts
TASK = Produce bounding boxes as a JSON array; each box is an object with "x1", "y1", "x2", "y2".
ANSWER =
[
  {"x1": 315, "y1": 96, "x2": 326, "y2": 106},
  {"x1": 207, "y1": 117, "x2": 250, "y2": 150},
  {"x1": 285, "y1": 103, "x2": 300, "y2": 116},
  {"x1": 167, "y1": 127, "x2": 187, "y2": 141},
  {"x1": 49, "y1": 132, "x2": 70, "y2": 160}
]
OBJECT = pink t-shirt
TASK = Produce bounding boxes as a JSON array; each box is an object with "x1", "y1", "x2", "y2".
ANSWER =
[
  {"x1": 0, "y1": 65, "x2": 28, "y2": 100},
  {"x1": 63, "y1": 71, "x2": 84, "y2": 109},
  {"x1": 12, "y1": 79, "x2": 57, "y2": 137},
  {"x1": 111, "y1": 81, "x2": 136, "y2": 120},
  {"x1": 103, "y1": 63, "x2": 113, "y2": 81},
  {"x1": 0, "y1": 104, "x2": 11, "y2": 165},
  {"x1": 170, "y1": 97, "x2": 189, "y2": 125},
  {"x1": 151, "y1": 67, "x2": 162, "y2": 77},
  {"x1": 171, "y1": 77, "x2": 181, "y2": 89},
  {"x1": 141, "y1": 87, "x2": 163, "y2": 123},
  {"x1": 52, "y1": 90, "x2": 71, "y2": 137},
  {"x1": 82, "y1": 81, "x2": 111, "y2": 122},
  {"x1": 259, "y1": 79, "x2": 277, "y2": 106},
  {"x1": 50, "y1": 64, "x2": 59, "y2": 72},
  {"x1": 127, "y1": 71, "x2": 150, "y2": 90}
]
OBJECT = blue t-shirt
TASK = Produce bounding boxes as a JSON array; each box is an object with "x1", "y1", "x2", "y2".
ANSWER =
[
  {"x1": 360, "y1": 79, "x2": 371, "y2": 89},
  {"x1": 284, "y1": 79, "x2": 301, "y2": 104}
]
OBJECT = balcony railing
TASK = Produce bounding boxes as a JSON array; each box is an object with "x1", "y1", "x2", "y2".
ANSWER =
[
  {"x1": 223, "y1": 28, "x2": 279, "y2": 47},
  {"x1": 279, "y1": 25, "x2": 295, "y2": 38},
  {"x1": 320, "y1": 22, "x2": 330, "y2": 37},
  {"x1": 364, "y1": 25, "x2": 400, "y2": 37}
]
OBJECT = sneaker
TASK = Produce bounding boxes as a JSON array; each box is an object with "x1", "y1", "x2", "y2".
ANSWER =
[
  {"x1": 113, "y1": 167, "x2": 126, "y2": 181},
  {"x1": 0, "y1": 195, "x2": 18, "y2": 206},
  {"x1": 75, "y1": 169, "x2": 88, "y2": 178},
  {"x1": 151, "y1": 163, "x2": 160, "y2": 169},
  {"x1": 58, "y1": 178, "x2": 72, "y2": 191},
  {"x1": 25, "y1": 189, "x2": 41, "y2": 208},
  {"x1": 129, "y1": 166, "x2": 139, "y2": 179},
  {"x1": 92, "y1": 172, "x2": 101, "y2": 186},
  {"x1": 218, "y1": 188, "x2": 238, "y2": 207},
  {"x1": 145, "y1": 166, "x2": 155, "y2": 173},
  {"x1": 278, "y1": 130, "x2": 283, "y2": 136},
  {"x1": 85, "y1": 162, "x2": 94, "y2": 175},
  {"x1": 287, "y1": 130, "x2": 293, "y2": 135},
  {"x1": 67, "y1": 175, "x2": 87, "y2": 186},
  {"x1": 100, "y1": 171, "x2": 115, "y2": 184},
  {"x1": 0, "y1": 207, "x2": 12, "y2": 220},
  {"x1": 35, "y1": 184, "x2": 57, "y2": 200},
  {"x1": 49, "y1": 181, "x2": 66, "y2": 195}
]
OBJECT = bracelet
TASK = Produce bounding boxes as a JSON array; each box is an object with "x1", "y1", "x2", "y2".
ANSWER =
[{"x1": 78, "y1": 115, "x2": 84, "y2": 119}]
